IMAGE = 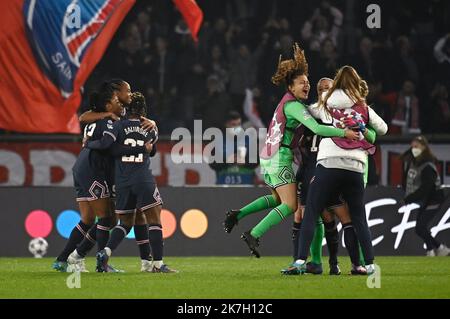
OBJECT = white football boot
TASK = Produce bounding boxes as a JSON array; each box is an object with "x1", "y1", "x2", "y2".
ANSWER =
[
  {"x1": 68, "y1": 250, "x2": 89, "y2": 272},
  {"x1": 435, "y1": 244, "x2": 450, "y2": 256},
  {"x1": 366, "y1": 264, "x2": 376, "y2": 275},
  {"x1": 141, "y1": 259, "x2": 153, "y2": 272},
  {"x1": 426, "y1": 249, "x2": 436, "y2": 257}
]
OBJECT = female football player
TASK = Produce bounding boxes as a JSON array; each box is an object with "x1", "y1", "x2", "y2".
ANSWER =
[{"x1": 52, "y1": 82, "x2": 125, "y2": 272}]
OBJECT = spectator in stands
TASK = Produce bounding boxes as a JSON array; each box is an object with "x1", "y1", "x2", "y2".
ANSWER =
[
  {"x1": 367, "y1": 80, "x2": 392, "y2": 125},
  {"x1": 301, "y1": 0, "x2": 343, "y2": 52},
  {"x1": 206, "y1": 45, "x2": 230, "y2": 89},
  {"x1": 176, "y1": 61, "x2": 206, "y2": 127},
  {"x1": 429, "y1": 83, "x2": 450, "y2": 134},
  {"x1": 153, "y1": 36, "x2": 177, "y2": 96},
  {"x1": 391, "y1": 80, "x2": 421, "y2": 135},
  {"x1": 311, "y1": 38, "x2": 341, "y2": 86},
  {"x1": 146, "y1": 36, "x2": 178, "y2": 121},
  {"x1": 391, "y1": 36, "x2": 419, "y2": 89},
  {"x1": 136, "y1": 9, "x2": 153, "y2": 50},
  {"x1": 351, "y1": 37, "x2": 375, "y2": 81},
  {"x1": 196, "y1": 75, "x2": 233, "y2": 129},
  {"x1": 209, "y1": 18, "x2": 228, "y2": 51},
  {"x1": 228, "y1": 42, "x2": 265, "y2": 109},
  {"x1": 242, "y1": 88, "x2": 265, "y2": 129},
  {"x1": 116, "y1": 23, "x2": 147, "y2": 91},
  {"x1": 433, "y1": 34, "x2": 450, "y2": 86},
  {"x1": 78, "y1": 0, "x2": 449, "y2": 142},
  {"x1": 209, "y1": 111, "x2": 259, "y2": 185}
]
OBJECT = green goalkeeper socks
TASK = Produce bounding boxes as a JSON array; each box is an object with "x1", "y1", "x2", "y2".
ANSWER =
[
  {"x1": 358, "y1": 244, "x2": 365, "y2": 266},
  {"x1": 250, "y1": 203, "x2": 293, "y2": 238},
  {"x1": 237, "y1": 195, "x2": 280, "y2": 221},
  {"x1": 310, "y1": 219, "x2": 324, "y2": 264}
]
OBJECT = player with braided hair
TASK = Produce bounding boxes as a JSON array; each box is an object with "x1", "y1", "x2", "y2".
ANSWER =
[{"x1": 223, "y1": 43, "x2": 359, "y2": 258}]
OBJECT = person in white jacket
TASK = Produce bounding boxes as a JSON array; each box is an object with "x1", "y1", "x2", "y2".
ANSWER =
[{"x1": 284, "y1": 66, "x2": 387, "y2": 276}]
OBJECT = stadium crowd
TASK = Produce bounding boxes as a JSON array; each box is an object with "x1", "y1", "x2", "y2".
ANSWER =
[{"x1": 73, "y1": 1, "x2": 448, "y2": 136}]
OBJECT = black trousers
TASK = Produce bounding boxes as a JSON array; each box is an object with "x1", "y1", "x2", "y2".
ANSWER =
[
  {"x1": 415, "y1": 207, "x2": 441, "y2": 250},
  {"x1": 297, "y1": 164, "x2": 374, "y2": 264}
]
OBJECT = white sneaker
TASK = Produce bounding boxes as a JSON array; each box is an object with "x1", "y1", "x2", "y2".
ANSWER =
[
  {"x1": 435, "y1": 244, "x2": 450, "y2": 256},
  {"x1": 67, "y1": 251, "x2": 89, "y2": 272},
  {"x1": 426, "y1": 249, "x2": 436, "y2": 257},
  {"x1": 78, "y1": 259, "x2": 89, "y2": 273},
  {"x1": 366, "y1": 264, "x2": 376, "y2": 275},
  {"x1": 141, "y1": 259, "x2": 153, "y2": 272}
]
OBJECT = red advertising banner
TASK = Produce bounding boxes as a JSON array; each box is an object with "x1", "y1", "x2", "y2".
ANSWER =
[
  {"x1": 1, "y1": 141, "x2": 449, "y2": 187},
  {"x1": 0, "y1": 141, "x2": 219, "y2": 187}
]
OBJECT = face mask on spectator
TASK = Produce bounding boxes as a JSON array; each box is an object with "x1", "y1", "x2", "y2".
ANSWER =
[
  {"x1": 411, "y1": 147, "x2": 423, "y2": 158},
  {"x1": 226, "y1": 126, "x2": 242, "y2": 135},
  {"x1": 233, "y1": 126, "x2": 243, "y2": 134}
]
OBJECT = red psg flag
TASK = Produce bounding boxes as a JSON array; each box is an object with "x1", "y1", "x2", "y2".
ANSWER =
[
  {"x1": 173, "y1": 0, "x2": 203, "y2": 42},
  {"x1": 0, "y1": 0, "x2": 135, "y2": 133}
]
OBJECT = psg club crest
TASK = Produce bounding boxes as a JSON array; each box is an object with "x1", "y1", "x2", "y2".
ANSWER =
[{"x1": 23, "y1": 0, "x2": 122, "y2": 98}]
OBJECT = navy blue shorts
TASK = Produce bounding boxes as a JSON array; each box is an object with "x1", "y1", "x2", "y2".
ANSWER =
[
  {"x1": 115, "y1": 182, "x2": 163, "y2": 214},
  {"x1": 296, "y1": 162, "x2": 344, "y2": 209},
  {"x1": 73, "y1": 170, "x2": 110, "y2": 202}
]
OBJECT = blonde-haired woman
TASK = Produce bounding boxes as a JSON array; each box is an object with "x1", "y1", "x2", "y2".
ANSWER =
[{"x1": 284, "y1": 66, "x2": 387, "y2": 275}]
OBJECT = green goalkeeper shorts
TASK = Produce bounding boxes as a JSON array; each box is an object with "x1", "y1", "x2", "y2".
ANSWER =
[{"x1": 260, "y1": 158, "x2": 296, "y2": 189}]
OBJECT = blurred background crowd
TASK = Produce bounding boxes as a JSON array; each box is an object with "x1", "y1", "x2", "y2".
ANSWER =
[{"x1": 82, "y1": 0, "x2": 450, "y2": 135}]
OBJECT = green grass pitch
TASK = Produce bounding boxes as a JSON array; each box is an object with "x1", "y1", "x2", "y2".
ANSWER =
[{"x1": 1, "y1": 257, "x2": 449, "y2": 299}]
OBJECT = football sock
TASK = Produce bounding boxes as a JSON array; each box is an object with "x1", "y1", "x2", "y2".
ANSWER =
[
  {"x1": 148, "y1": 224, "x2": 163, "y2": 261},
  {"x1": 324, "y1": 220, "x2": 339, "y2": 266},
  {"x1": 57, "y1": 221, "x2": 91, "y2": 262},
  {"x1": 96, "y1": 217, "x2": 111, "y2": 252},
  {"x1": 250, "y1": 203, "x2": 293, "y2": 238},
  {"x1": 310, "y1": 219, "x2": 324, "y2": 265},
  {"x1": 343, "y1": 222, "x2": 361, "y2": 265},
  {"x1": 135, "y1": 224, "x2": 151, "y2": 261},
  {"x1": 292, "y1": 222, "x2": 302, "y2": 260},
  {"x1": 76, "y1": 223, "x2": 97, "y2": 257},
  {"x1": 358, "y1": 244, "x2": 366, "y2": 266},
  {"x1": 106, "y1": 224, "x2": 131, "y2": 252},
  {"x1": 237, "y1": 195, "x2": 279, "y2": 220}
]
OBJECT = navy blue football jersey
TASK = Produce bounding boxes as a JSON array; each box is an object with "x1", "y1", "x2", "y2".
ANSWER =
[
  {"x1": 73, "y1": 117, "x2": 116, "y2": 175},
  {"x1": 113, "y1": 119, "x2": 158, "y2": 187},
  {"x1": 299, "y1": 127, "x2": 321, "y2": 165}
]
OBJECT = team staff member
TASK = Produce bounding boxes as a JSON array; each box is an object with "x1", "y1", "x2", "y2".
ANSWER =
[{"x1": 401, "y1": 135, "x2": 450, "y2": 256}]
